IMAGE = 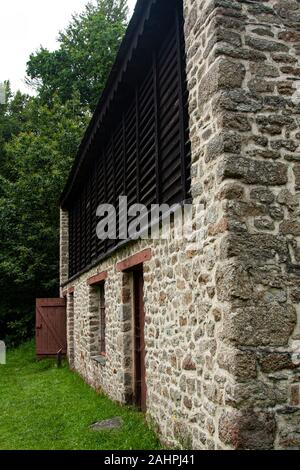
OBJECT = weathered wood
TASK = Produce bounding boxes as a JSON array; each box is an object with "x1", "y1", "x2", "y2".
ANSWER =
[
  {"x1": 36, "y1": 298, "x2": 67, "y2": 357},
  {"x1": 133, "y1": 269, "x2": 146, "y2": 412},
  {"x1": 116, "y1": 249, "x2": 151, "y2": 272},
  {"x1": 87, "y1": 271, "x2": 108, "y2": 286},
  {"x1": 65, "y1": 1, "x2": 191, "y2": 279}
]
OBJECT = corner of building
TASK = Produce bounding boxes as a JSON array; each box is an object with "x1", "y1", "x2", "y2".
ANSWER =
[{"x1": 184, "y1": 0, "x2": 300, "y2": 449}]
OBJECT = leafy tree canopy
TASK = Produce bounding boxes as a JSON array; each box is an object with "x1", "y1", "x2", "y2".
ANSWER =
[
  {"x1": 26, "y1": 0, "x2": 128, "y2": 111},
  {"x1": 0, "y1": 81, "x2": 31, "y2": 177},
  {"x1": 0, "y1": 94, "x2": 90, "y2": 344},
  {"x1": 0, "y1": 0, "x2": 128, "y2": 345}
]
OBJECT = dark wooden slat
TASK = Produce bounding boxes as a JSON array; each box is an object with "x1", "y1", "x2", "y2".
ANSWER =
[
  {"x1": 158, "y1": 48, "x2": 178, "y2": 88},
  {"x1": 157, "y1": 26, "x2": 177, "y2": 62},
  {"x1": 140, "y1": 142, "x2": 156, "y2": 166},
  {"x1": 68, "y1": 4, "x2": 191, "y2": 278},
  {"x1": 176, "y1": 6, "x2": 189, "y2": 201},
  {"x1": 122, "y1": 115, "x2": 127, "y2": 196},
  {"x1": 135, "y1": 89, "x2": 140, "y2": 203}
]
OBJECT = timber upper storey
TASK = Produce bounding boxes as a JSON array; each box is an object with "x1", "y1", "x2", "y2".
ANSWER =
[{"x1": 60, "y1": 0, "x2": 191, "y2": 279}]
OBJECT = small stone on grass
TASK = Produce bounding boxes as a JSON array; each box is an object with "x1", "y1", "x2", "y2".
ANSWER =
[{"x1": 90, "y1": 417, "x2": 123, "y2": 431}]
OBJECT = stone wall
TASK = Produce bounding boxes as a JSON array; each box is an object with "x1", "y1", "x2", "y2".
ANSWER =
[
  {"x1": 184, "y1": 0, "x2": 300, "y2": 449},
  {"x1": 60, "y1": 0, "x2": 300, "y2": 450}
]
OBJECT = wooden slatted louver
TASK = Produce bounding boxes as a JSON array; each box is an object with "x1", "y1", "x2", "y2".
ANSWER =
[
  {"x1": 67, "y1": 0, "x2": 191, "y2": 279},
  {"x1": 96, "y1": 148, "x2": 106, "y2": 258},
  {"x1": 90, "y1": 165, "x2": 97, "y2": 261}
]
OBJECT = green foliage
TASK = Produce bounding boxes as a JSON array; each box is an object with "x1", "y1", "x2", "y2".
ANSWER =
[
  {"x1": 26, "y1": 0, "x2": 128, "y2": 111},
  {"x1": 0, "y1": 94, "x2": 89, "y2": 346},
  {"x1": 0, "y1": 0, "x2": 128, "y2": 345},
  {"x1": 0, "y1": 342, "x2": 162, "y2": 450},
  {"x1": 0, "y1": 82, "x2": 31, "y2": 177}
]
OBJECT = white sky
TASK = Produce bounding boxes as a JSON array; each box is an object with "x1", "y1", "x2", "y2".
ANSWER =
[{"x1": 0, "y1": 0, "x2": 137, "y2": 94}]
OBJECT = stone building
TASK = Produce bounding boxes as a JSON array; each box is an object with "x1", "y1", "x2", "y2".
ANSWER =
[{"x1": 60, "y1": 0, "x2": 300, "y2": 449}]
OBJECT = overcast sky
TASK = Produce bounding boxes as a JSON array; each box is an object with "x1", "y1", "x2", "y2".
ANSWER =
[{"x1": 0, "y1": 0, "x2": 137, "y2": 94}]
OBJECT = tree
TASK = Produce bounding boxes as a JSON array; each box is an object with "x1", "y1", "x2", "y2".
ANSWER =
[
  {"x1": 0, "y1": 0, "x2": 128, "y2": 345},
  {"x1": 0, "y1": 82, "x2": 30, "y2": 177},
  {"x1": 0, "y1": 94, "x2": 89, "y2": 345},
  {"x1": 26, "y1": 0, "x2": 128, "y2": 111}
]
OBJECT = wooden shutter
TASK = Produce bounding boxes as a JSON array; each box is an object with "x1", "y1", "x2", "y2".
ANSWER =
[{"x1": 67, "y1": 1, "x2": 191, "y2": 279}]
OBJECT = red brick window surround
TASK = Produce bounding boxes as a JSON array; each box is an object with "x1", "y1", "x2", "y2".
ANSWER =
[
  {"x1": 87, "y1": 271, "x2": 108, "y2": 356},
  {"x1": 99, "y1": 283, "x2": 106, "y2": 355},
  {"x1": 87, "y1": 271, "x2": 108, "y2": 286},
  {"x1": 62, "y1": 286, "x2": 74, "y2": 297},
  {"x1": 116, "y1": 249, "x2": 152, "y2": 272}
]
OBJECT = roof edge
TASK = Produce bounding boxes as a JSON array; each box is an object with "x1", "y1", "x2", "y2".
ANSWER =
[{"x1": 60, "y1": 0, "x2": 158, "y2": 208}]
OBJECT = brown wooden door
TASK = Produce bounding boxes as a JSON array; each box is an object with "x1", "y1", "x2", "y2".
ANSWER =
[
  {"x1": 36, "y1": 298, "x2": 67, "y2": 357},
  {"x1": 133, "y1": 269, "x2": 147, "y2": 412}
]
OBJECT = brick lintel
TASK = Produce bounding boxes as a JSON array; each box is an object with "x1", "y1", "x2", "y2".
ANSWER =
[
  {"x1": 116, "y1": 249, "x2": 152, "y2": 272},
  {"x1": 62, "y1": 287, "x2": 74, "y2": 296},
  {"x1": 87, "y1": 271, "x2": 108, "y2": 286}
]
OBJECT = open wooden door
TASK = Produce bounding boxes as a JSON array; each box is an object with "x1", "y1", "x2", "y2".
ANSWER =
[
  {"x1": 133, "y1": 269, "x2": 147, "y2": 412},
  {"x1": 36, "y1": 298, "x2": 67, "y2": 357}
]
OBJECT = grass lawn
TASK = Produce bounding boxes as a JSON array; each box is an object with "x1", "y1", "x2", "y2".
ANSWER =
[{"x1": 0, "y1": 341, "x2": 162, "y2": 450}]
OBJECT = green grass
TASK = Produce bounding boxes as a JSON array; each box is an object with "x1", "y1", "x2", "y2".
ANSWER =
[{"x1": 0, "y1": 341, "x2": 162, "y2": 450}]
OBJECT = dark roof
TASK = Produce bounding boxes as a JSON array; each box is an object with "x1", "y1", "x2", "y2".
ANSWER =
[{"x1": 60, "y1": 0, "x2": 158, "y2": 208}]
